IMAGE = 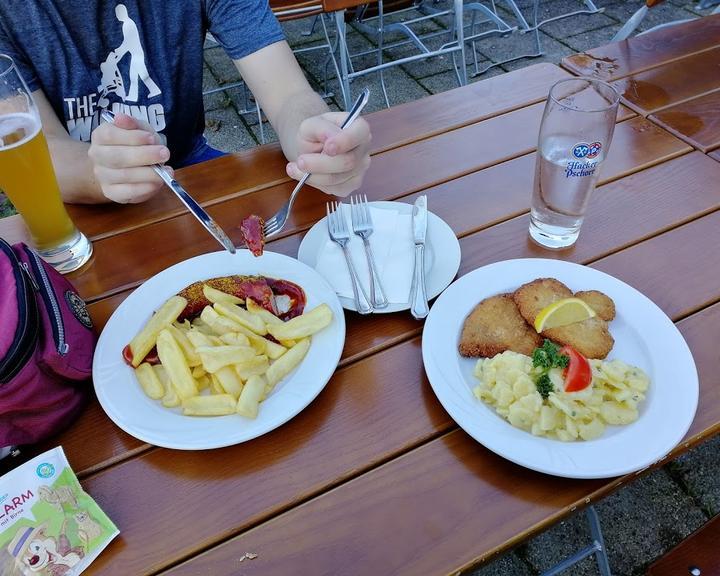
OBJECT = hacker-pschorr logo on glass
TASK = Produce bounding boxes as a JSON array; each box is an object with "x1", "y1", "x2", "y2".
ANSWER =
[
  {"x1": 566, "y1": 141, "x2": 602, "y2": 178},
  {"x1": 62, "y1": 3, "x2": 165, "y2": 141},
  {"x1": 572, "y1": 141, "x2": 602, "y2": 159}
]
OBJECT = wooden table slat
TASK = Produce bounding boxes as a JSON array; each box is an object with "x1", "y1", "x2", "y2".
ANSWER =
[
  {"x1": 561, "y1": 13, "x2": 720, "y2": 81},
  {"x1": 649, "y1": 90, "x2": 720, "y2": 152},
  {"x1": 366, "y1": 63, "x2": 571, "y2": 154},
  {"x1": 362, "y1": 103, "x2": 633, "y2": 208},
  {"x1": 612, "y1": 47, "x2": 720, "y2": 116}
]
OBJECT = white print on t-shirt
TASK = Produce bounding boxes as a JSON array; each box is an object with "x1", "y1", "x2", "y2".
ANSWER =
[
  {"x1": 98, "y1": 4, "x2": 161, "y2": 105},
  {"x1": 63, "y1": 3, "x2": 165, "y2": 141}
]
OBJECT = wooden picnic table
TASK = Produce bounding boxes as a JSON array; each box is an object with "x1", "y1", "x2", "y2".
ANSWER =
[
  {"x1": 2, "y1": 14, "x2": 720, "y2": 575},
  {"x1": 562, "y1": 12, "x2": 720, "y2": 154}
]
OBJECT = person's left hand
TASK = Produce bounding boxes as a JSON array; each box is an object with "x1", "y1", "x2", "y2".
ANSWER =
[{"x1": 287, "y1": 112, "x2": 371, "y2": 197}]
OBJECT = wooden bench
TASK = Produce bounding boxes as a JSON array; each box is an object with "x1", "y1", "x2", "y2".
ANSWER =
[{"x1": 647, "y1": 514, "x2": 720, "y2": 576}]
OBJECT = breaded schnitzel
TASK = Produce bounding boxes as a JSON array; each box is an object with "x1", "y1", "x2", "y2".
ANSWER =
[
  {"x1": 575, "y1": 290, "x2": 615, "y2": 321},
  {"x1": 459, "y1": 294, "x2": 543, "y2": 357},
  {"x1": 513, "y1": 278, "x2": 615, "y2": 359}
]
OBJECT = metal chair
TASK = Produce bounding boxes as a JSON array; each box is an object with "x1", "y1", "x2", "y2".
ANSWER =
[
  {"x1": 468, "y1": 0, "x2": 603, "y2": 76},
  {"x1": 612, "y1": 0, "x2": 720, "y2": 42},
  {"x1": 328, "y1": 0, "x2": 472, "y2": 109},
  {"x1": 202, "y1": 1, "x2": 343, "y2": 143}
]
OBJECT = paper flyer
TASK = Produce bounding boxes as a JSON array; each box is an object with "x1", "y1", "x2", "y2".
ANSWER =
[{"x1": 0, "y1": 447, "x2": 118, "y2": 575}]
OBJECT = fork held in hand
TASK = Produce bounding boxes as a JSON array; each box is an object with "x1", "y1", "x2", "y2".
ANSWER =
[
  {"x1": 350, "y1": 194, "x2": 388, "y2": 309},
  {"x1": 326, "y1": 202, "x2": 373, "y2": 315},
  {"x1": 263, "y1": 87, "x2": 371, "y2": 239}
]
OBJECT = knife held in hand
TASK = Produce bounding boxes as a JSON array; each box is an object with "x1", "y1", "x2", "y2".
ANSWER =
[
  {"x1": 100, "y1": 109, "x2": 236, "y2": 254},
  {"x1": 409, "y1": 195, "x2": 429, "y2": 320}
]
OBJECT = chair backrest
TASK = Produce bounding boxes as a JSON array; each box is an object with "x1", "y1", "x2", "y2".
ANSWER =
[
  {"x1": 270, "y1": 0, "x2": 324, "y2": 21},
  {"x1": 320, "y1": 0, "x2": 373, "y2": 14}
]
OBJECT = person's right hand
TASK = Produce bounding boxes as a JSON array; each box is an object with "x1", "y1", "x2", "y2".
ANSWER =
[{"x1": 88, "y1": 113, "x2": 171, "y2": 204}]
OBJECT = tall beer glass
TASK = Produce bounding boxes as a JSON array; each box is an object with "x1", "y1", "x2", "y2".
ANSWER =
[
  {"x1": 0, "y1": 55, "x2": 91, "y2": 273},
  {"x1": 529, "y1": 77, "x2": 620, "y2": 249}
]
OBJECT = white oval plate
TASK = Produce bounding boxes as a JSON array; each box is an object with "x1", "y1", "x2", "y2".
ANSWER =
[
  {"x1": 298, "y1": 201, "x2": 461, "y2": 313},
  {"x1": 422, "y1": 258, "x2": 698, "y2": 479},
  {"x1": 93, "y1": 250, "x2": 345, "y2": 450}
]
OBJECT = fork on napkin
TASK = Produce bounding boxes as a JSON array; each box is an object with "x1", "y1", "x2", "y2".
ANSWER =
[{"x1": 315, "y1": 203, "x2": 415, "y2": 305}]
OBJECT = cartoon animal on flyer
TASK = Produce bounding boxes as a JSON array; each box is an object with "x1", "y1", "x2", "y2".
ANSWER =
[
  {"x1": 6, "y1": 522, "x2": 84, "y2": 576},
  {"x1": 37, "y1": 486, "x2": 77, "y2": 513},
  {"x1": 73, "y1": 510, "x2": 103, "y2": 549}
]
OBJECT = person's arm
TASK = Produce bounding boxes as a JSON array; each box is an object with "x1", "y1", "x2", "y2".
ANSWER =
[
  {"x1": 234, "y1": 41, "x2": 371, "y2": 197},
  {"x1": 34, "y1": 90, "x2": 171, "y2": 204}
]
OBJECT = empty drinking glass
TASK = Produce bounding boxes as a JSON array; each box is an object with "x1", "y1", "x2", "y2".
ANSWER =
[{"x1": 529, "y1": 77, "x2": 620, "y2": 249}]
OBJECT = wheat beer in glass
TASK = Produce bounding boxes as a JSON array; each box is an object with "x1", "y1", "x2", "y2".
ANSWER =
[
  {"x1": 529, "y1": 77, "x2": 620, "y2": 249},
  {"x1": 0, "y1": 55, "x2": 91, "y2": 272}
]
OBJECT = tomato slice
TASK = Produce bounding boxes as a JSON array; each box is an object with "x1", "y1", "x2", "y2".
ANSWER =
[{"x1": 559, "y1": 345, "x2": 592, "y2": 392}]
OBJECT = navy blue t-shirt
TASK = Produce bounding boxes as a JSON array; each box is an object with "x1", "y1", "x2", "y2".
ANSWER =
[{"x1": 0, "y1": 1, "x2": 284, "y2": 165}]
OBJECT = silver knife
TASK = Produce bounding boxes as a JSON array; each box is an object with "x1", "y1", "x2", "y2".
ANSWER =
[
  {"x1": 100, "y1": 109, "x2": 236, "y2": 254},
  {"x1": 409, "y1": 195, "x2": 429, "y2": 320}
]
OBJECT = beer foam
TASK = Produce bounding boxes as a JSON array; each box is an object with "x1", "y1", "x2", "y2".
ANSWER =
[{"x1": 0, "y1": 112, "x2": 40, "y2": 150}]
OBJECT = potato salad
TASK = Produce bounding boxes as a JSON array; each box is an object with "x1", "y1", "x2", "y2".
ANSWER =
[{"x1": 472, "y1": 349, "x2": 650, "y2": 441}]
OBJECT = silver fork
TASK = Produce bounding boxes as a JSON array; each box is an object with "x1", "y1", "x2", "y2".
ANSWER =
[
  {"x1": 326, "y1": 201, "x2": 373, "y2": 314},
  {"x1": 263, "y1": 87, "x2": 371, "y2": 239},
  {"x1": 350, "y1": 194, "x2": 389, "y2": 309}
]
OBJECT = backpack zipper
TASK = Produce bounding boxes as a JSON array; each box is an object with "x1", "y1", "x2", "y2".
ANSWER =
[
  {"x1": 0, "y1": 241, "x2": 39, "y2": 384},
  {"x1": 24, "y1": 247, "x2": 68, "y2": 355}
]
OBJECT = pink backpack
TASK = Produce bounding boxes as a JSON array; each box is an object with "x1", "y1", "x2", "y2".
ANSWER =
[{"x1": 0, "y1": 238, "x2": 96, "y2": 450}]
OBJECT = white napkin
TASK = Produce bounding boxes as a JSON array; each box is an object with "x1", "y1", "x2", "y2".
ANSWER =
[{"x1": 315, "y1": 204, "x2": 415, "y2": 305}]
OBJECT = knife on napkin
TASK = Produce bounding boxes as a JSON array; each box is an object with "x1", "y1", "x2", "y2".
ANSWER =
[{"x1": 409, "y1": 195, "x2": 429, "y2": 319}]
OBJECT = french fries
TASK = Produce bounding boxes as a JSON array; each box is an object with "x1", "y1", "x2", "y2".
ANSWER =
[
  {"x1": 156, "y1": 329, "x2": 198, "y2": 400},
  {"x1": 245, "y1": 298, "x2": 283, "y2": 324},
  {"x1": 128, "y1": 295, "x2": 187, "y2": 367},
  {"x1": 265, "y1": 338, "x2": 310, "y2": 390},
  {"x1": 183, "y1": 394, "x2": 237, "y2": 416},
  {"x1": 127, "y1": 280, "x2": 334, "y2": 420},
  {"x1": 166, "y1": 324, "x2": 201, "y2": 367},
  {"x1": 214, "y1": 302, "x2": 267, "y2": 335},
  {"x1": 203, "y1": 284, "x2": 244, "y2": 306},
  {"x1": 196, "y1": 345, "x2": 256, "y2": 373},
  {"x1": 266, "y1": 304, "x2": 332, "y2": 341},
  {"x1": 236, "y1": 375, "x2": 266, "y2": 419},
  {"x1": 134, "y1": 363, "x2": 165, "y2": 399}
]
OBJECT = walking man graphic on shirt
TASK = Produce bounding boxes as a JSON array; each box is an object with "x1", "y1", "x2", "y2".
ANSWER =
[{"x1": 105, "y1": 3, "x2": 161, "y2": 102}]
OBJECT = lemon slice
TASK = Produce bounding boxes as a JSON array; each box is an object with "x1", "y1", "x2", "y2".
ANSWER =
[{"x1": 534, "y1": 298, "x2": 596, "y2": 332}]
